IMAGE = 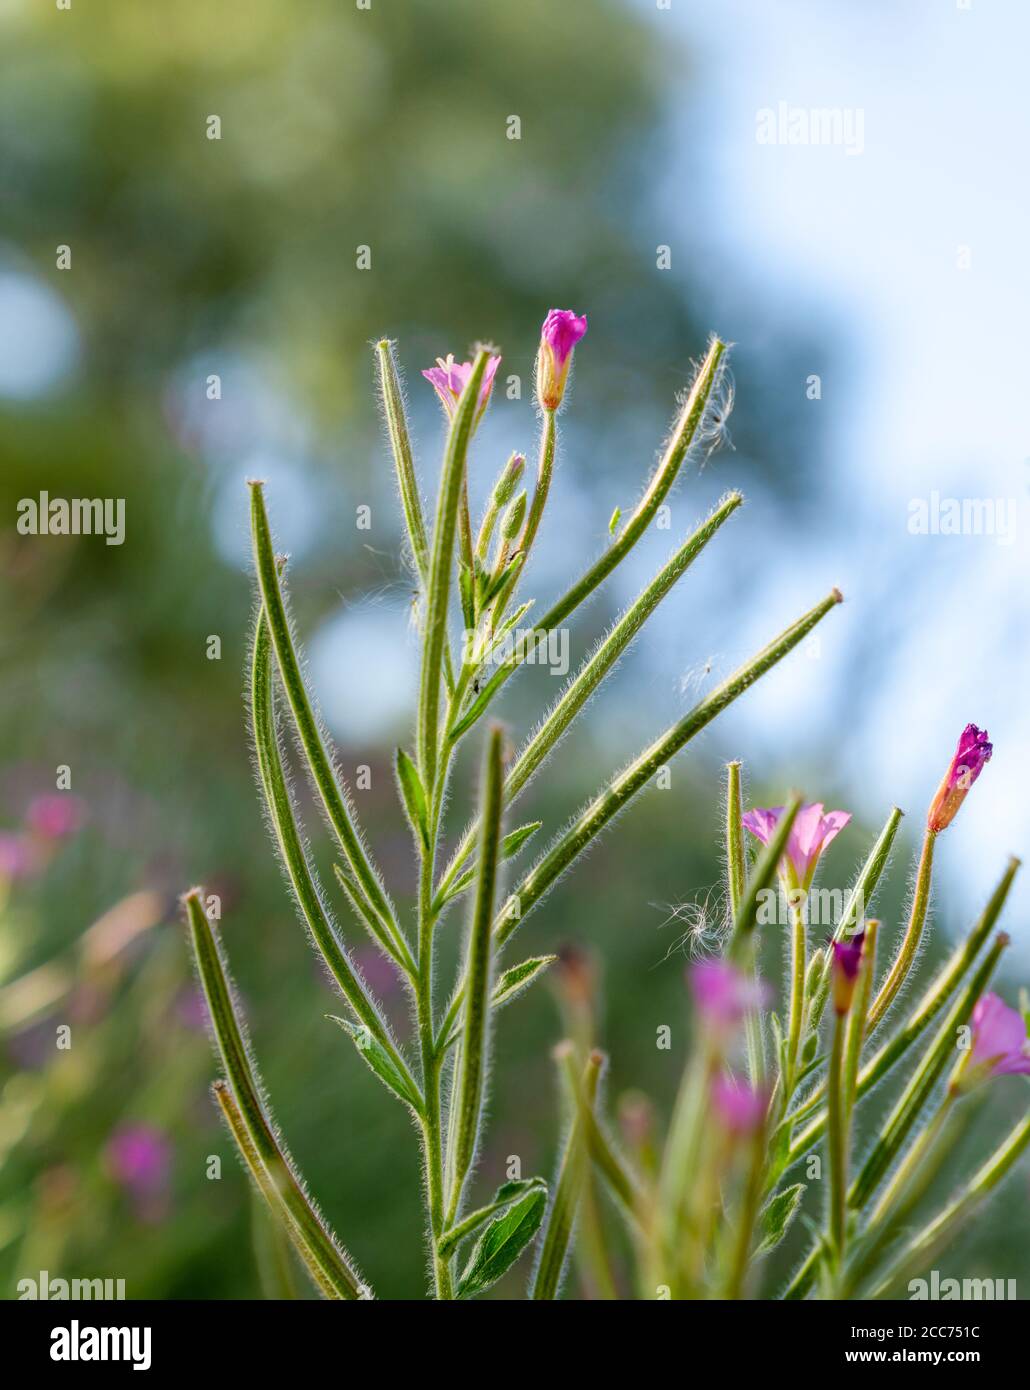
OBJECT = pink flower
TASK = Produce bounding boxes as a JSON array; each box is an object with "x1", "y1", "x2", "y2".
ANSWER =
[
  {"x1": 25, "y1": 793, "x2": 83, "y2": 840},
  {"x1": 106, "y1": 1124, "x2": 172, "y2": 1222},
  {"x1": 742, "y1": 802, "x2": 851, "y2": 888},
  {"x1": 422, "y1": 352, "x2": 501, "y2": 425},
  {"x1": 536, "y1": 308, "x2": 587, "y2": 411},
  {"x1": 689, "y1": 957, "x2": 769, "y2": 1031},
  {"x1": 174, "y1": 986, "x2": 210, "y2": 1033},
  {"x1": 927, "y1": 724, "x2": 992, "y2": 833},
  {"x1": 711, "y1": 1074, "x2": 767, "y2": 1137},
  {"x1": 0, "y1": 831, "x2": 33, "y2": 881},
  {"x1": 831, "y1": 930, "x2": 866, "y2": 1014},
  {"x1": 963, "y1": 993, "x2": 1030, "y2": 1083}
]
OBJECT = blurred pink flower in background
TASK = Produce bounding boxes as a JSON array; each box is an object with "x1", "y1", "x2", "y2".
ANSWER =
[
  {"x1": 25, "y1": 793, "x2": 84, "y2": 839},
  {"x1": 711, "y1": 1074, "x2": 767, "y2": 1137},
  {"x1": 106, "y1": 1124, "x2": 172, "y2": 1223},
  {"x1": 174, "y1": 986, "x2": 210, "y2": 1033},
  {"x1": 0, "y1": 792, "x2": 85, "y2": 886},
  {"x1": 0, "y1": 831, "x2": 33, "y2": 881},
  {"x1": 689, "y1": 958, "x2": 768, "y2": 1031}
]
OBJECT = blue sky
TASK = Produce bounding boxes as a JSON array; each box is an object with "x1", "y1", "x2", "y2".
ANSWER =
[{"x1": 639, "y1": 0, "x2": 1030, "y2": 952}]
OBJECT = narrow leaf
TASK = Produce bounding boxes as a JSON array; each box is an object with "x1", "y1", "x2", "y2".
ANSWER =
[
  {"x1": 850, "y1": 933, "x2": 1008, "y2": 1208},
  {"x1": 497, "y1": 590, "x2": 840, "y2": 945},
  {"x1": 395, "y1": 747, "x2": 429, "y2": 849},
  {"x1": 375, "y1": 339, "x2": 430, "y2": 583},
  {"x1": 186, "y1": 892, "x2": 367, "y2": 1300},
  {"x1": 438, "y1": 1177, "x2": 547, "y2": 1259},
  {"x1": 434, "y1": 822, "x2": 542, "y2": 910},
  {"x1": 250, "y1": 612, "x2": 419, "y2": 1085},
  {"x1": 456, "y1": 1186, "x2": 548, "y2": 1298},
  {"x1": 531, "y1": 1047, "x2": 602, "y2": 1300},
  {"x1": 492, "y1": 954, "x2": 557, "y2": 1010},
  {"x1": 249, "y1": 482, "x2": 397, "y2": 937},
  {"x1": 788, "y1": 858, "x2": 1019, "y2": 1165},
  {"x1": 757, "y1": 1183, "x2": 806, "y2": 1255},
  {"x1": 327, "y1": 1016, "x2": 423, "y2": 1116},
  {"x1": 417, "y1": 348, "x2": 489, "y2": 791},
  {"x1": 448, "y1": 726, "x2": 505, "y2": 1207}
]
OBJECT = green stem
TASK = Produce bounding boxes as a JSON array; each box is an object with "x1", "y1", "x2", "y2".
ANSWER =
[
  {"x1": 446, "y1": 727, "x2": 504, "y2": 1219},
  {"x1": 215, "y1": 1083, "x2": 339, "y2": 1301},
  {"x1": 566, "y1": 1053, "x2": 643, "y2": 1230},
  {"x1": 186, "y1": 894, "x2": 367, "y2": 1300},
  {"x1": 416, "y1": 835, "x2": 452, "y2": 1300},
  {"x1": 531, "y1": 1047, "x2": 601, "y2": 1300},
  {"x1": 786, "y1": 857, "x2": 1019, "y2": 1159},
  {"x1": 725, "y1": 1127, "x2": 767, "y2": 1299},
  {"x1": 437, "y1": 493, "x2": 743, "y2": 902},
  {"x1": 807, "y1": 807, "x2": 903, "y2": 1034},
  {"x1": 852, "y1": 932, "x2": 1006, "y2": 1206},
  {"x1": 785, "y1": 884, "x2": 807, "y2": 1091},
  {"x1": 449, "y1": 337, "x2": 729, "y2": 743},
  {"x1": 251, "y1": 612, "x2": 419, "y2": 1074},
  {"x1": 866, "y1": 828, "x2": 936, "y2": 1031},
  {"x1": 376, "y1": 339, "x2": 430, "y2": 582},
  {"x1": 866, "y1": 1107, "x2": 1030, "y2": 1299},
  {"x1": 841, "y1": 1094, "x2": 967, "y2": 1298},
  {"x1": 249, "y1": 484, "x2": 398, "y2": 940},
  {"x1": 826, "y1": 1005, "x2": 849, "y2": 1266},
  {"x1": 785, "y1": 932, "x2": 1009, "y2": 1299},
  {"x1": 497, "y1": 592, "x2": 840, "y2": 945},
  {"x1": 490, "y1": 409, "x2": 555, "y2": 630},
  {"x1": 727, "y1": 760, "x2": 765, "y2": 1091},
  {"x1": 417, "y1": 349, "x2": 489, "y2": 792}
]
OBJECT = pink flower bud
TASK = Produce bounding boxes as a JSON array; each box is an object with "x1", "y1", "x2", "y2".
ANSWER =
[
  {"x1": 927, "y1": 724, "x2": 992, "y2": 833},
  {"x1": 831, "y1": 930, "x2": 866, "y2": 1015},
  {"x1": 536, "y1": 308, "x2": 587, "y2": 411}
]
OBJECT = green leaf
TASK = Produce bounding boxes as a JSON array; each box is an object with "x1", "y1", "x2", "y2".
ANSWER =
[
  {"x1": 481, "y1": 552, "x2": 524, "y2": 611},
  {"x1": 328, "y1": 1016, "x2": 423, "y2": 1116},
  {"x1": 500, "y1": 821, "x2": 543, "y2": 861},
  {"x1": 795, "y1": 1050, "x2": 827, "y2": 1086},
  {"x1": 608, "y1": 505, "x2": 621, "y2": 535},
  {"x1": 436, "y1": 822, "x2": 542, "y2": 908},
  {"x1": 757, "y1": 1183, "x2": 806, "y2": 1255},
  {"x1": 458, "y1": 559, "x2": 476, "y2": 630},
  {"x1": 764, "y1": 1114, "x2": 794, "y2": 1191},
  {"x1": 439, "y1": 957, "x2": 556, "y2": 1055},
  {"x1": 438, "y1": 1177, "x2": 547, "y2": 1259},
  {"x1": 456, "y1": 1186, "x2": 547, "y2": 1298},
  {"x1": 492, "y1": 955, "x2": 557, "y2": 1011},
  {"x1": 394, "y1": 747, "x2": 429, "y2": 849}
]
